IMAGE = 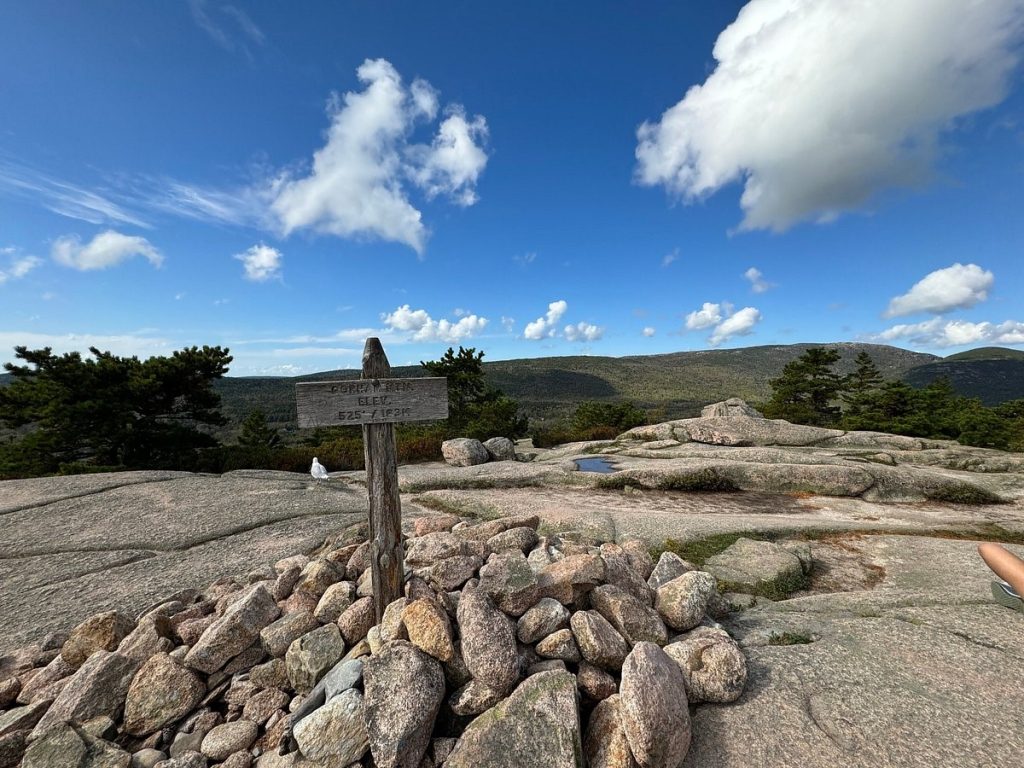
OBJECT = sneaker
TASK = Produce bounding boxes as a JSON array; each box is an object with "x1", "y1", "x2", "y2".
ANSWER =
[{"x1": 991, "y1": 581, "x2": 1024, "y2": 612}]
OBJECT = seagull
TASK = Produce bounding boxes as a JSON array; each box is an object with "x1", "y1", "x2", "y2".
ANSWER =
[{"x1": 310, "y1": 457, "x2": 329, "y2": 485}]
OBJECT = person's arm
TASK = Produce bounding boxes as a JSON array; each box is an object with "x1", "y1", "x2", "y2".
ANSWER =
[{"x1": 978, "y1": 542, "x2": 1024, "y2": 598}]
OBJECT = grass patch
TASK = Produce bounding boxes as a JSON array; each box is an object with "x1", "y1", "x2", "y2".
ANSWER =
[
  {"x1": 923, "y1": 482, "x2": 1005, "y2": 505},
  {"x1": 651, "y1": 532, "x2": 770, "y2": 567},
  {"x1": 767, "y1": 631, "x2": 815, "y2": 646},
  {"x1": 658, "y1": 469, "x2": 739, "y2": 493},
  {"x1": 597, "y1": 468, "x2": 739, "y2": 493},
  {"x1": 409, "y1": 494, "x2": 502, "y2": 520},
  {"x1": 717, "y1": 567, "x2": 811, "y2": 601},
  {"x1": 404, "y1": 476, "x2": 547, "y2": 492},
  {"x1": 595, "y1": 473, "x2": 646, "y2": 491}
]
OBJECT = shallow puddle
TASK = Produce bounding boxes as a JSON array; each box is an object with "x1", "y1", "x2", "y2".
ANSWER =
[{"x1": 574, "y1": 456, "x2": 617, "y2": 473}]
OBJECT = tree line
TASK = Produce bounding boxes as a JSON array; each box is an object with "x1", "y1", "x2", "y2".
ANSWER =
[
  {"x1": 761, "y1": 348, "x2": 1024, "y2": 450},
  {"x1": 2, "y1": 343, "x2": 1020, "y2": 479},
  {"x1": 0, "y1": 344, "x2": 529, "y2": 479}
]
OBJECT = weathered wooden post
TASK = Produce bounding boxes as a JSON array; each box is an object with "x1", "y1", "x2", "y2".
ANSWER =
[
  {"x1": 295, "y1": 338, "x2": 448, "y2": 622},
  {"x1": 360, "y1": 339, "x2": 403, "y2": 623}
]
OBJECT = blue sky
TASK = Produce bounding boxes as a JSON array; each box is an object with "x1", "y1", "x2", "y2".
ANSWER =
[{"x1": 1, "y1": 0, "x2": 1022, "y2": 375}]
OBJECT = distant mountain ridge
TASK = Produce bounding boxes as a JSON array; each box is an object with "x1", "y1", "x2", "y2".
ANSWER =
[
  {"x1": 209, "y1": 342, "x2": 941, "y2": 432},
  {"x1": 4, "y1": 344, "x2": 1022, "y2": 433}
]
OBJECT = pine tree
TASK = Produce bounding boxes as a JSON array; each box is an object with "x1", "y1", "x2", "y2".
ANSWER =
[
  {"x1": 762, "y1": 347, "x2": 843, "y2": 426},
  {"x1": 0, "y1": 345, "x2": 231, "y2": 475},
  {"x1": 420, "y1": 347, "x2": 527, "y2": 439},
  {"x1": 238, "y1": 409, "x2": 281, "y2": 449},
  {"x1": 841, "y1": 351, "x2": 884, "y2": 425}
]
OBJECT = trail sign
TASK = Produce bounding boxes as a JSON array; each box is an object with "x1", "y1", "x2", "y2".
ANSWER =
[
  {"x1": 295, "y1": 376, "x2": 448, "y2": 427},
  {"x1": 295, "y1": 338, "x2": 448, "y2": 621}
]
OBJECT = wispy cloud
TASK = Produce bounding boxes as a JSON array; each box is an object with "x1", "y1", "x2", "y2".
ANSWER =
[
  {"x1": 0, "y1": 252, "x2": 42, "y2": 285},
  {"x1": 743, "y1": 267, "x2": 773, "y2": 293},
  {"x1": 662, "y1": 248, "x2": 679, "y2": 268},
  {"x1": 188, "y1": 0, "x2": 266, "y2": 57},
  {"x1": 0, "y1": 331, "x2": 175, "y2": 363},
  {"x1": 0, "y1": 159, "x2": 148, "y2": 228},
  {"x1": 135, "y1": 178, "x2": 268, "y2": 228}
]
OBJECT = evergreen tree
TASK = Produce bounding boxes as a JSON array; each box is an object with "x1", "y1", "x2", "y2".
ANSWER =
[
  {"x1": 572, "y1": 401, "x2": 647, "y2": 433},
  {"x1": 238, "y1": 409, "x2": 281, "y2": 448},
  {"x1": 762, "y1": 347, "x2": 844, "y2": 426},
  {"x1": 0, "y1": 345, "x2": 231, "y2": 475},
  {"x1": 420, "y1": 347, "x2": 527, "y2": 439},
  {"x1": 842, "y1": 352, "x2": 883, "y2": 418}
]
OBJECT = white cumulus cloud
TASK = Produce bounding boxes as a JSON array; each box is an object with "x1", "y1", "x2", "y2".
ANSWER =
[
  {"x1": 642, "y1": 327, "x2": 656, "y2": 337},
  {"x1": 235, "y1": 243, "x2": 283, "y2": 282},
  {"x1": 709, "y1": 307, "x2": 762, "y2": 346},
  {"x1": 524, "y1": 300, "x2": 569, "y2": 340},
  {"x1": 685, "y1": 301, "x2": 762, "y2": 346},
  {"x1": 270, "y1": 58, "x2": 489, "y2": 254},
  {"x1": 524, "y1": 301, "x2": 573, "y2": 339},
  {"x1": 884, "y1": 263, "x2": 994, "y2": 317},
  {"x1": 875, "y1": 317, "x2": 1024, "y2": 348},
  {"x1": 382, "y1": 304, "x2": 488, "y2": 343},
  {"x1": 409, "y1": 108, "x2": 489, "y2": 206},
  {"x1": 685, "y1": 302, "x2": 723, "y2": 330},
  {"x1": 564, "y1": 322, "x2": 604, "y2": 342},
  {"x1": 635, "y1": 0, "x2": 1024, "y2": 231},
  {"x1": 51, "y1": 230, "x2": 162, "y2": 271}
]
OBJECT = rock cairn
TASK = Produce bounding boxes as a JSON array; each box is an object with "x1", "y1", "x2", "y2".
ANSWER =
[{"x1": 0, "y1": 514, "x2": 748, "y2": 768}]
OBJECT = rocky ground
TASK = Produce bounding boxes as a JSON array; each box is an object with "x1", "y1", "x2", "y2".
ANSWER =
[{"x1": 2, "y1": 401, "x2": 1023, "y2": 766}]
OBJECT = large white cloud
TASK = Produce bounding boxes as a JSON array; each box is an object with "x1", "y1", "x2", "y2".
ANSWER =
[
  {"x1": 382, "y1": 304, "x2": 488, "y2": 343},
  {"x1": 685, "y1": 302, "x2": 723, "y2": 330},
  {"x1": 710, "y1": 307, "x2": 762, "y2": 346},
  {"x1": 524, "y1": 300, "x2": 569, "y2": 340},
  {"x1": 635, "y1": 0, "x2": 1024, "y2": 231},
  {"x1": 684, "y1": 301, "x2": 762, "y2": 346},
  {"x1": 51, "y1": 230, "x2": 162, "y2": 271},
  {"x1": 876, "y1": 317, "x2": 1024, "y2": 347},
  {"x1": 884, "y1": 263, "x2": 994, "y2": 317},
  {"x1": 271, "y1": 58, "x2": 489, "y2": 254},
  {"x1": 234, "y1": 243, "x2": 283, "y2": 282},
  {"x1": 409, "y1": 109, "x2": 489, "y2": 206}
]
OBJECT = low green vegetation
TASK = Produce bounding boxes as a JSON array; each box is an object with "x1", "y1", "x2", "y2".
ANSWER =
[
  {"x1": 533, "y1": 400, "x2": 647, "y2": 447},
  {"x1": 651, "y1": 532, "x2": 768, "y2": 566},
  {"x1": 762, "y1": 348, "x2": 1024, "y2": 451},
  {"x1": 660, "y1": 469, "x2": 739, "y2": 492},
  {"x1": 924, "y1": 482, "x2": 1005, "y2": 505},
  {"x1": 717, "y1": 568, "x2": 811, "y2": 602}
]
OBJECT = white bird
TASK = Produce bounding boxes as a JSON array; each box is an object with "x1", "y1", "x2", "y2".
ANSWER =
[{"x1": 310, "y1": 457, "x2": 329, "y2": 484}]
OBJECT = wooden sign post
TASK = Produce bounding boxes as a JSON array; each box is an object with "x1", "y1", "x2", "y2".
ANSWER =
[{"x1": 295, "y1": 338, "x2": 448, "y2": 622}]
